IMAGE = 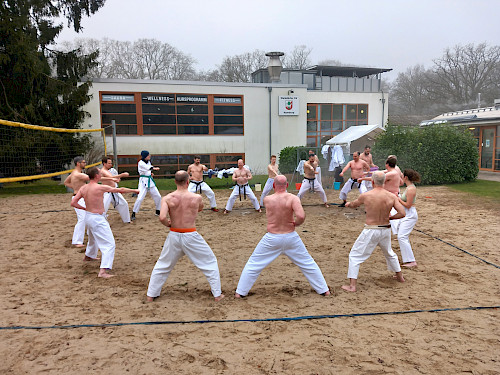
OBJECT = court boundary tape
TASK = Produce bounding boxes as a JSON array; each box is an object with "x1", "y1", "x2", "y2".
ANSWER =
[{"x1": 0, "y1": 305, "x2": 497, "y2": 331}]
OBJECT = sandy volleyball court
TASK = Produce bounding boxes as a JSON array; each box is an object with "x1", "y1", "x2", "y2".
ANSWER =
[{"x1": 0, "y1": 185, "x2": 499, "y2": 374}]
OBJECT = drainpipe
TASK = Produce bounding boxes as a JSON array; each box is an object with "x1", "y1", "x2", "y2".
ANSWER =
[
  {"x1": 268, "y1": 87, "x2": 272, "y2": 157},
  {"x1": 381, "y1": 90, "x2": 386, "y2": 127}
]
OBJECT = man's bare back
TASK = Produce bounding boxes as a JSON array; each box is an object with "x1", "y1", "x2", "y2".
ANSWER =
[
  {"x1": 384, "y1": 169, "x2": 402, "y2": 195},
  {"x1": 264, "y1": 190, "x2": 304, "y2": 234},
  {"x1": 347, "y1": 187, "x2": 405, "y2": 225},
  {"x1": 64, "y1": 170, "x2": 89, "y2": 194},
  {"x1": 160, "y1": 190, "x2": 202, "y2": 229}
]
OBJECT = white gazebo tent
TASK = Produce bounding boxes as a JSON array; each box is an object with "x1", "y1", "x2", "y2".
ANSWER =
[{"x1": 325, "y1": 124, "x2": 384, "y2": 155}]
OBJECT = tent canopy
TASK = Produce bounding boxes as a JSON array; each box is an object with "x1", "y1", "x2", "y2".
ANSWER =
[{"x1": 325, "y1": 125, "x2": 384, "y2": 154}]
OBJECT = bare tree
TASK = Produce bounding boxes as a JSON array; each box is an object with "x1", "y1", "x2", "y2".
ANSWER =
[
  {"x1": 390, "y1": 65, "x2": 436, "y2": 115},
  {"x1": 215, "y1": 49, "x2": 267, "y2": 82},
  {"x1": 282, "y1": 45, "x2": 312, "y2": 69}
]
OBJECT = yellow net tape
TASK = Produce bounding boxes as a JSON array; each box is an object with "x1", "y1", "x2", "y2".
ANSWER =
[{"x1": 0, "y1": 119, "x2": 107, "y2": 183}]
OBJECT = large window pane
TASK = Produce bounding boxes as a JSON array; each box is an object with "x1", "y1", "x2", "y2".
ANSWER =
[
  {"x1": 177, "y1": 115, "x2": 208, "y2": 125},
  {"x1": 320, "y1": 105, "x2": 332, "y2": 120},
  {"x1": 307, "y1": 105, "x2": 316, "y2": 120},
  {"x1": 143, "y1": 125, "x2": 176, "y2": 134},
  {"x1": 102, "y1": 114, "x2": 137, "y2": 124},
  {"x1": 156, "y1": 155, "x2": 178, "y2": 164},
  {"x1": 101, "y1": 103, "x2": 136, "y2": 113},
  {"x1": 346, "y1": 105, "x2": 357, "y2": 120},
  {"x1": 320, "y1": 121, "x2": 331, "y2": 131},
  {"x1": 214, "y1": 126, "x2": 243, "y2": 134},
  {"x1": 306, "y1": 137, "x2": 317, "y2": 147},
  {"x1": 142, "y1": 104, "x2": 175, "y2": 114},
  {"x1": 307, "y1": 121, "x2": 317, "y2": 131},
  {"x1": 332, "y1": 121, "x2": 343, "y2": 131},
  {"x1": 143, "y1": 114, "x2": 176, "y2": 124},
  {"x1": 332, "y1": 105, "x2": 343, "y2": 120},
  {"x1": 214, "y1": 106, "x2": 243, "y2": 115},
  {"x1": 358, "y1": 104, "x2": 368, "y2": 120},
  {"x1": 176, "y1": 105, "x2": 208, "y2": 115},
  {"x1": 115, "y1": 125, "x2": 137, "y2": 134},
  {"x1": 214, "y1": 115, "x2": 243, "y2": 125},
  {"x1": 178, "y1": 126, "x2": 209, "y2": 134}
]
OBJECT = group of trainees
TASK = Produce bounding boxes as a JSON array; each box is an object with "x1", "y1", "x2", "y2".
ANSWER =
[{"x1": 65, "y1": 149, "x2": 421, "y2": 297}]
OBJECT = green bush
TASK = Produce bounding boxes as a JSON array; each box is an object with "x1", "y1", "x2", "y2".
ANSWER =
[
  {"x1": 278, "y1": 146, "x2": 302, "y2": 173},
  {"x1": 372, "y1": 124, "x2": 478, "y2": 185}
]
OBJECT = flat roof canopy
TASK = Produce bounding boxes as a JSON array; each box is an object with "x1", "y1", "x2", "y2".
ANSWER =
[{"x1": 307, "y1": 65, "x2": 392, "y2": 78}]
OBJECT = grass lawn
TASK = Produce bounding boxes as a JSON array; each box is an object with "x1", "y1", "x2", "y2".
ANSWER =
[{"x1": 446, "y1": 180, "x2": 500, "y2": 201}]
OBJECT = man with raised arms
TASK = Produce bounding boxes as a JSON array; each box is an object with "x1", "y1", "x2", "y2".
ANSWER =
[
  {"x1": 100, "y1": 156, "x2": 131, "y2": 223},
  {"x1": 187, "y1": 155, "x2": 219, "y2": 212},
  {"x1": 297, "y1": 153, "x2": 329, "y2": 207},
  {"x1": 64, "y1": 156, "x2": 89, "y2": 248},
  {"x1": 308, "y1": 149, "x2": 322, "y2": 182},
  {"x1": 235, "y1": 175, "x2": 330, "y2": 298},
  {"x1": 383, "y1": 155, "x2": 403, "y2": 196},
  {"x1": 147, "y1": 171, "x2": 224, "y2": 302},
  {"x1": 338, "y1": 151, "x2": 370, "y2": 207},
  {"x1": 223, "y1": 159, "x2": 261, "y2": 214},
  {"x1": 259, "y1": 155, "x2": 279, "y2": 207},
  {"x1": 71, "y1": 167, "x2": 139, "y2": 278},
  {"x1": 341, "y1": 171, "x2": 406, "y2": 292},
  {"x1": 131, "y1": 150, "x2": 162, "y2": 221}
]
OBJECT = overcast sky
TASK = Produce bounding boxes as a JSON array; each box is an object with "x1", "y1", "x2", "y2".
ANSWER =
[{"x1": 56, "y1": 0, "x2": 500, "y2": 82}]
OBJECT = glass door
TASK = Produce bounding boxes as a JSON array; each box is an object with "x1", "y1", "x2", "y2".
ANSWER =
[{"x1": 480, "y1": 127, "x2": 496, "y2": 170}]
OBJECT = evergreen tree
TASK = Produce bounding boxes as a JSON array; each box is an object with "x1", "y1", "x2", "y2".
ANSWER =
[{"x1": 0, "y1": 0, "x2": 105, "y2": 177}]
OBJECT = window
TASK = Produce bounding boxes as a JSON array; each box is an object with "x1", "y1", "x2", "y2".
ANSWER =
[
  {"x1": 100, "y1": 92, "x2": 244, "y2": 136},
  {"x1": 306, "y1": 103, "x2": 369, "y2": 146}
]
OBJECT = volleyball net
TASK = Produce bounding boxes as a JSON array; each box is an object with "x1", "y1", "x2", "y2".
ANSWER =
[{"x1": 0, "y1": 119, "x2": 107, "y2": 183}]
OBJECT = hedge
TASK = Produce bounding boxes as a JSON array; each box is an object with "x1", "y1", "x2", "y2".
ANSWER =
[{"x1": 372, "y1": 124, "x2": 478, "y2": 185}]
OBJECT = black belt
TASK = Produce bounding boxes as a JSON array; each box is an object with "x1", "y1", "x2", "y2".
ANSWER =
[
  {"x1": 350, "y1": 178, "x2": 358, "y2": 190},
  {"x1": 190, "y1": 180, "x2": 203, "y2": 194},
  {"x1": 305, "y1": 177, "x2": 316, "y2": 192},
  {"x1": 237, "y1": 183, "x2": 249, "y2": 201},
  {"x1": 111, "y1": 192, "x2": 119, "y2": 208}
]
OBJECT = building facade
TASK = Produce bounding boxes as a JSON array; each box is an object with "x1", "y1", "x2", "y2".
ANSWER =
[{"x1": 82, "y1": 66, "x2": 390, "y2": 176}]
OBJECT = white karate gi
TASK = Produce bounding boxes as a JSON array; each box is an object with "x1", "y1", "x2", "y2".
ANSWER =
[
  {"x1": 133, "y1": 160, "x2": 162, "y2": 213},
  {"x1": 393, "y1": 206, "x2": 418, "y2": 263},
  {"x1": 147, "y1": 230, "x2": 222, "y2": 298},
  {"x1": 84, "y1": 212, "x2": 116, "y2": 270},
  {"x1": 359, "y1": 180, "x2": 373, "y2": 194},
  {"x1": 347, "y1": 226, "x2": 401, "y2": 279},
  {"x1": 339, "y1": 178, "x2": 361, "y2": 201},
  {"x1": 188, "y1": 180, "x2": 217, "y2": 209},
  {"x1": 260, "y1": 178, "x2": 275, "y2": 206},
  {"x1": 71, "y1": 196, "x2": 86, "y2": 245},
  {"x1": 103, "y1": 192, "x2": 131, "y2": 222},
  {"x1": 225, "y1": 184, "x2": 260, "y2": 211},
  {"x1": 235, "y1": 231, "x2": 329, "y2": 296},
  {"x1": 297, "y1": 177, "x2": 328, "y2": 203}
]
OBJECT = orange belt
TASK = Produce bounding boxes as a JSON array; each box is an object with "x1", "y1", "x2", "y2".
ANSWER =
[{"x1": 170, "y1": 228, "x2": 196, "y2": 233}]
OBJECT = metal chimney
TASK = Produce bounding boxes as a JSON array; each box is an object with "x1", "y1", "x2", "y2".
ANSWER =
[{"x1": 266, "y1": 52, "x2": 284, "y2": 83}]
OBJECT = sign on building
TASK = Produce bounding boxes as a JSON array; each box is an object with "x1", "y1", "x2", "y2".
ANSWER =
[{"x1": 279, "y1": 96, "x2": 299, "y2": 116}]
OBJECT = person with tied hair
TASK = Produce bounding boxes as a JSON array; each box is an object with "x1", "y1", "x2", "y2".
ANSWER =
[
  {"x1": 131, "y1": 150, "x2": 162, "y2": 221},
  {"x1": 341, "y1": 171, "x2": 406, "y2": 292},
  {"x1": 394, "y1": 169, "x2": 421, "y2": 268},
  {"x1": 235, "y1": 175, "x2": 330, "y2": 298},
  {"x1": 147, "y1": 170, "x2": 224, "y2": 302},
  {"x1": 187, "y1": 155, "x2": 219, "y2": 212},
  {"x1": 71, "y1": 167, "x2": 139, "y2": 278},
  {"x1": 64, "y1": 156, "x2": 89, "y2": 248}
]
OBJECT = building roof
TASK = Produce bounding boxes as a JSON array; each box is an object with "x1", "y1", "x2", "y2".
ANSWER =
[
  {"x1": 420, "y1": 105, "x2": 500, "y2": 126},
  {"x1": 307, "y1": 65, "x2": 392, "y2": 78}
]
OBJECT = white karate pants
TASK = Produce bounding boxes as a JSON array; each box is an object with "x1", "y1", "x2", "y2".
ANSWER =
[
  {"x1": 188, "y1": 180, "x2": 217, "y2": 208},
  {"x1": 316, "y1": 166, "x2": 322, "y2": 184},
  {"x1": 84, "y1": 212, "x2": 116, "y2": 270},
  {"x1": 339, "y1": 178, "x2": 361, "y2": 201},
  {"x1": 359, "y1": 180, "x2": 373, "y2": 194},
  {"x1": 347, "y1": 228, "x2": 402, "y2": 279},
  {"x1": 103, "y1": 192, "x2": 131, "y2": 223},
  {"x1": 235, "y1": 232, "x2": 329, "y2": 296},
  {"x1": 297, "y1": 177, "x2": 327, "y2": 203},
  {"x1": 393, "y1": 206, "x2": 418, "y2": 263},
  {"x1": 260, "y1": 178, "x2": 275, "y2": 206},
  {"x1": 133, "y1": 177, "x2": 162, "y2": 213},
  {"x1": 225, "y1": 185, "x2": 260, "y2": 211},
  {"x1": 147, "y1": 231, "x2": 222, "y2": 298},
  {"x1": 72, "y1": 196, "x2": 86, "y2": 245}
]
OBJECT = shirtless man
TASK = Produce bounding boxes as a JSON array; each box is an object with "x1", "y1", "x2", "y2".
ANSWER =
[
  {"x1": 224, "y1": 159, "x2": 261, "y2": 214},
  {"x1": 341, "y1": 171, "x2": 406, "y2": 292},
  {"x1": 308, "y1": 149, "x2": 322, "y2": 183},
  {"x1": 235, "y1": 175, "x2": 330, "y2": 298},
  {"x1": 147, "y1": 171, "x2": 224, "y2": 302},
  {"x1": 338, "y1": 151, "x2": 370, "y2": 207},
  {"x1": 259, "y1": 155, "x2": 279, "y2": 207},
  {"x1": 100, "y1": 156, "x2": 131, "y2": 223},
  {"x1": 383, "y1": 155, "x2": 404, "y2": 196},
  {"x1": 358, "y1": 146, "x2": 378, "y2": 194},
  {"x1": 187, "y1": 156, "x2": 218, "y2": 212},
  {"x1": 71, "y1": 167, "x2": 139, "y2": 278},
  {"x1": 297, "y1": 153, "x2": 329, "y2": 207},
  {"x1": 64, "y1": 156, "x2": 89, "y2": 248}
]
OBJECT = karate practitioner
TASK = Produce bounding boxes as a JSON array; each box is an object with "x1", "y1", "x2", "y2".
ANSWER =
[
  {"x1": 147, "y1": 171, "x2": 224, "y2": 302},
  {"x1": 383, "y1": 155, "x2": 405, "y2": 233},
  {"x1": 235, "y1": 175, "x2": 330, "y2": 298},
  {"x1": 309, "y1": 149, "x2": 322, "y2": 183},
  {"x1": 259, "y1": 155, "x2": 279, "y2": 207},
  {"x1": 71, "y1": 167, "x2": 139, "y2": 278},
  {"x1": 297, "y1": 153, "x2": 329, "y2": 207},
  {"x1": 341, "y1": 171, "x2": 406, "y2": 292},
  {"x1": 100, "y1": 156, "x2": 131, "y2": 223},
  {"x1": 359, "y1": 146, "x2": 378, "y2": 193},
  {"x1": 64, "y1": 156, "x2": 89, "y2": 248},
  {"x1": 338, "y1": 151, "x2": 370, "y2": 207},
  {"x1": 187, "y1": 156, "x2": 218, "y2": 212},
  {"x1": 394, "y1": 169, "x2": 421, "y2": 268},
  {"x1": 223, "y1": 159, "x2": 261, "y2": 214},
  {"x1": 131, "y1": 150, "x2": 162, "y2": 220}
]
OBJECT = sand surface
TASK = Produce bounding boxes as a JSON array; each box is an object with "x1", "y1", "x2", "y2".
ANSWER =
[{"x1": 0, "y1": 185, "x2": 499, "y2": 374}]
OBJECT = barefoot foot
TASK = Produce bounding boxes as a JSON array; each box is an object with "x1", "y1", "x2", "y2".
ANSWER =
[
  {"x1": 393, "y1": 272, "x2": 405, "y2": 282},
  {"x1": 83, "y1": 255, "x2": 99, "y2": 261},
  {"x1": 234, "y1": 293, "x2": 245, "y2": 299},
  {"x1": 341, "y1": 285, "x2": 356, "y2": 292},
  {"x1": 402, "y1": 262, "x2": 417, "y2": 268},
  {"x1": 98, "y1": 269, "x2": 115, "y2": 278},
  {"x1": 321, "y1": 290, "x2": 331, "y2": 296},
  {"x1": 146, "y1": 296, "x2": 155, "y2": 302},
  {"x1": 214, "y1": 294, "x2": 225, "y2": 301}
]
